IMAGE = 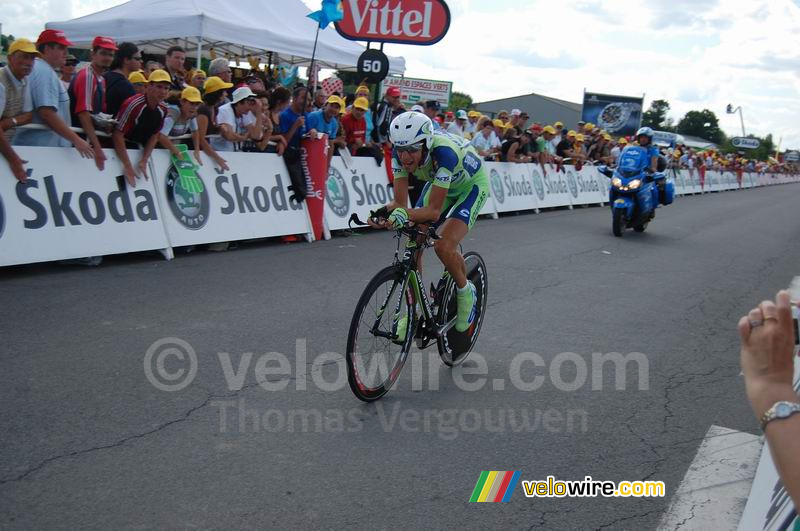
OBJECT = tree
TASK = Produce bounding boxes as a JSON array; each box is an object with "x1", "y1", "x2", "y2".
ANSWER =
[
  {"x1": 449, "y1": 91, "x2": 472, "y2": 111},
  {"x1": 1, "y1": 34, "x2": 15, "y2": 53},
  {"x1": 641, "y1": 99, "x2": 673, "y2": 131},
  {"x1": 677, "y1": 109, "x2": 725, "y2": 144}
]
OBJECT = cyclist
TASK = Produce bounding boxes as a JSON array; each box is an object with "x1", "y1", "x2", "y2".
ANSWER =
[{"x1": 371, "y1": 112, "x2": 489, "y2": 335}]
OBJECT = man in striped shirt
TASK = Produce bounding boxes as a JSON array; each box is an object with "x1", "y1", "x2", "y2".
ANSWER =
[
  {"x1": 68, "y1": 36, "x2": 117, "y2": 170},
  {"x1": 112, "y1": 70, "x2": 170, "y2": 187}
]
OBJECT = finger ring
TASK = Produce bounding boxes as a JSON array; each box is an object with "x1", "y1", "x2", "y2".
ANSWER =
[
  {"x1": 749, "y1": 319, "x2": 763, "y2": 328},
  {"x1": 763, "y1": 316, "x2": 778, "y2": 323}
]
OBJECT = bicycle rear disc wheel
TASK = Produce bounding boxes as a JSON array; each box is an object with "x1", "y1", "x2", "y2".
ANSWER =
[
  {"x1": 437, "y1": 252, "x2": 488, "y2": 367},
  {"x1": 346, "y1": 266, "x2": 416, "y2": 401}
]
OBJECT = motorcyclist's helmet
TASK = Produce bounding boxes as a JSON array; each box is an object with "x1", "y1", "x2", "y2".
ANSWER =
[{"x1": 636, "y1": 126, "x2": 654, "y2": 145}]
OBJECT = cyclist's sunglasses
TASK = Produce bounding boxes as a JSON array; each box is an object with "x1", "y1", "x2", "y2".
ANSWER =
[{"x1": 395, "y1": 142, "x2": 424, "y2": 153}]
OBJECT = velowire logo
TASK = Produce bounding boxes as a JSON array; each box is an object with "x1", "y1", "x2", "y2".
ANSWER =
[
  {"x1": 166, "y1": 164, "x2": 209, "y2": 230},
  {"x1": 326, "y1": 167, "x2": 350, "y2": 218},
  {"x1": 490, "y1": 168, "x2": 504, "y2": 204}
]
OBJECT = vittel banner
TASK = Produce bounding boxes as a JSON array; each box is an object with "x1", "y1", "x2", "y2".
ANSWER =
[{"x1": 0, "y1": 147, "x2": 169, "y2": 267}]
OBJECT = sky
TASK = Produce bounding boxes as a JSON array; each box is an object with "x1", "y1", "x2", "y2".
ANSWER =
[{"x1": 3, "y1": 0, "x2": 798, "y2": 149}]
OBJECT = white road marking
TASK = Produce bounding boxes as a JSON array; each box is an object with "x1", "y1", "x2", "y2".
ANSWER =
[{"x1": 657, "y1": 425, "x2": 762, "y2": 530}]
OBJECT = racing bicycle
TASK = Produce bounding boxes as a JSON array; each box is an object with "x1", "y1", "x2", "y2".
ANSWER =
[{"x1": 345, "y1": 209, "x2": 488, "y2": 402}]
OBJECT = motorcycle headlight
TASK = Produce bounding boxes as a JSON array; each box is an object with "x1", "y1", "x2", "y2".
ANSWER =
[
  {"x1": 612, "y1": 177, "x2": 622, "y2": 188},
  {"x1": 628, "y1": 179, "x2": 642, "y2": 190}
]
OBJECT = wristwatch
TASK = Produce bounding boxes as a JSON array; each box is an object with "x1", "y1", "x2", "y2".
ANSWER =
[
  {"x1": 10, "y1": 117, "x2": 18, "y2": 128},
  {"x1": 760, "y1": 401, "x2": 800, "y2": 430}
]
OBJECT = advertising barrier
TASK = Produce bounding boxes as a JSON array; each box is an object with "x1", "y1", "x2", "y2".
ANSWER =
[
  {"x1": 0, "y1": 146, "x2": 798, "y2": 267},
  {"x1": 324, "y1": 156, "x2": 396, "y2": 231},
  {"x1": 0, "y1": 147, "x2": 170, "y2": 267},
  {"x1": 151, "y1": 150, "x2": 313, "y2": 248}
]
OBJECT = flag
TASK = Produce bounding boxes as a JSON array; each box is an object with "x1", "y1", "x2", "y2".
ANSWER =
[{"x1": 307, "y1": 0, "x2": 345, "y2": 29}]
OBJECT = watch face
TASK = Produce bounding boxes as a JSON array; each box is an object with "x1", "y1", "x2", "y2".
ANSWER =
[{"x1": 776, "y1": 403, "x2": 792, "y2": 417}]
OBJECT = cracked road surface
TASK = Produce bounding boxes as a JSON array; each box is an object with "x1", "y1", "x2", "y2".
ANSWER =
[{"x1": 1, "y1": 184, "x2": 799, "y2": 529}]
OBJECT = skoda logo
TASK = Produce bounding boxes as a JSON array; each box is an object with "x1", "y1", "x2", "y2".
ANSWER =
[
  {"x1": 567, "y1": 170, "x2": 579, "y2": 198},
  {"x1": 166, "y1": 165, "x2": 209, "y2": 230},
  {"x1": 531, "y1": 168, "x2": 545, "y2": 200},
  {"x1": 325, "y1": 167, "x2": 350, "y2": 218},
  {"x1": 490, "y1": 168, "x2": 504, "y2": 204},
  {"x1": 0, "y1": 192, "x2": 5, "y2": 240}
]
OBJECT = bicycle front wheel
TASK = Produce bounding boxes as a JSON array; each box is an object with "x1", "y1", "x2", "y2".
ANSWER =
[{"x1": 346, "y1": 265, "x2": 417, "y2": 401}]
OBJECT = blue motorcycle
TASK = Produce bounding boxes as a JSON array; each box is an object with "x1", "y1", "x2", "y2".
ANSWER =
[{"x1": 599, "y1": 163, "x2": 674, "y2": 237}]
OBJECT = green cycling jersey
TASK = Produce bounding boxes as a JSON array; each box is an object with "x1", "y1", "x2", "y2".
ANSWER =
[{"x1": 392, "y1": 131, "x2": 488, "y2": 196}]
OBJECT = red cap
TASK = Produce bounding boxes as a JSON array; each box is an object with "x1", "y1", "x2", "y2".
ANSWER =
[
  {"x1": 445, "y1": 111, "x2": 454, "y2": 118},
  {"x1": 92, "y1": 36, "x2": 117, "y2": 50},
  {"x1": 531, "y1": 123, "x2": 543, "y2": 131},
  {"x1": 386, "y1": 87, "x2": 401, "y2": 97},
  {"x1": 37, "y1": 29, "x2": 73, "y2": 47},
  {"x1": 434, "y1": 116, "x2": 443, "y2": 124}
]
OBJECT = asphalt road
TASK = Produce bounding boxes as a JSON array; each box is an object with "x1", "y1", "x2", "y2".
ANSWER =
[{"x1": 1, "y1": 184, "x2": 799, "y2": 530}]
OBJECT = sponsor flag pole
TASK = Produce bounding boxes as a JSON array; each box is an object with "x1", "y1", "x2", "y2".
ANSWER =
[{"x1": 306, "y1": 0, "x2": 345, "y2": 91}]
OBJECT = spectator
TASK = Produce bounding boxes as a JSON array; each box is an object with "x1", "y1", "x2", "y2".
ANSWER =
[
  {"x1": 738, "y1": 290, "x2": 800, "y2": 509},
  {"x1": 212, "y1": 86, "x2": 263, "y2": 153},
  {"x1": 500, "y1": 129, "x2": 532, "y2": 163},
  {"x1": 244, "y1": 73, "x2": 266, "y2": 93},
  {"x1": 143, "y1": 60, "x2": 163, "y2": 77},
  {"x1": 104, "y1": 42, "x2": 141, "y2": 118},
  {"x1": 423, "y1": 100, "x2": 441, "y2": 130},
  {"x1": 556, "y1": 130, "x2": 580, "y2": 162},
  {"x1": 372, "y1": 86, "x2": 401, "y2": 147},
  {"x1": 609, "y1": 137, "x2": 626, "y2": 166},
  {"x1": 471, "y1": 118, "x2": 501, "y2": 160},
  {"x1": 573, "y1": 133, "x2": 587, "y2": 160},
  {"x1": 0, "y1": 38, "x2": 36, "y2": 143},
  {"x1": 354, "y1": 84, "x2": 374, "y2": 140},
  {"x1": 312, "y1": 88, "x2": 327, "y2": 111},
  {"x1": 208, "y1": 58, "x2": 232, "y2": 83},
  {"x1": 508, "y1": 109, "x2": 522, "y2": 130},
  {"x1": 129, "y1": 71, "x2": 147, "y2": 94},
  {"x1": 552, "y1": 121, "x2": 564, "y2": 148},
  {"x1": 268, "y1": 86, "x2": 291, "y2": 143},
  {"x1": 247, "y1": 91, "x2": 286, "y2": 155},
  {"x1": 188, "y1": 69, "x2": 206, "y2": 90},
  {"x1": 307, "y1": 95, "x2": 346, "y2": 154},
  {"x1": 69, "y1": 36, "x2": 117, "y2": 170},
  {"x1": 587, "y1": 133, "x2": 612, "y2": 165},
  {"x1": 539, "y1": 126, "x2": 558, "y2": 164},
  {"x1": 497, "y1": 109, "x2": 509, "y2": 123},
  {"x1": 279, "y1": 85, "x2": 312, "y2": 150},
  {"x1": 113, "y1": 69, "x2": 170, "y2": 186},
  {"x1": 342, "y1": 96, "x2": 381, "y2": 161},
  {"x1": 60, "y1": 54, "x2": 78, "y2": 90},
  {"x1": 164, "y1": 46, "x2": 187, "y2": 91},
  {"x1": 464, "y1": 110, "x2": 480, "y2": 137},
  {"x1": 13, "y1": 30, "x2": 94, "y2": 161},
  {"x1": 158, "y1": 86, "x2": 227, "y2": 172},
  {"x1": 447, "y1": 110, "x2": 468, "y2": 137},
  {"x1": 518, "y1": 111, "x2": 530, "y2": 132},
  {"x1": 196, "y1": 76, "x2": 232, "y2": 169}
]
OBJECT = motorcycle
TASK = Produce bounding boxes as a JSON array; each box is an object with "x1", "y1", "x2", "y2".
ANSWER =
[{"x1": 599, "y1": 160, "x2": 674, "y2": 237}]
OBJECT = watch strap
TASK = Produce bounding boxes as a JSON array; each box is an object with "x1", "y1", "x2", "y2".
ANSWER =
[{"x1": 760, "y1": 401, "x2": 800, "y2": 430}]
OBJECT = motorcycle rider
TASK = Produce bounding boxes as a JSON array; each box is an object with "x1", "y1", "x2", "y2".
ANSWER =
[{"x1": 617, "y1": 126, "x2": 667, "y2": 201}]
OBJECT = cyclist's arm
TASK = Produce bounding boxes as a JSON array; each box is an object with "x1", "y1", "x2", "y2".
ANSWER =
[
  {"x1": 389, "y1": 175, "x2": 410, "y2": 209},
  {"x1": 407, "y1": 184, "x2": 445, "y2": 224}
]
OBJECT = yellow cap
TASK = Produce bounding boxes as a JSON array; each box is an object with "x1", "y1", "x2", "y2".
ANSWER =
[
  {"x1": 575, "y1": 133, "x2": 585, "y2": 142},
  {"x1": 468, "y1": 110, "x2": 480, "y2": 118},
  {"x1": 203, "y1": 76, "x2": 234, "y2": 94},
  {"x1": 356, "y1": 84, "x2": 370, "y2": 95},
  {"x1": 181, "y1": 86, "x2": 203, "y2": 103},
  {"x1": 583, "y1": 123, "x2": 594, "y2": 131},
  {"x1": 542, "y1": 125, "x2": 556, "y2": 134},
  {"x1": 192, "y1": 69, "x2": 206, "y2": 78},
  {"x1": 353, "y1": 97, "x2": 370, "y2": 111},
  {"x1": 618, "y1": 138, "x2": 628, "y2": 144},
  {"x1": 566, "y1": 130, "x2": 577, "y2": 138},
  {"x1": 554, "y1": 121, "x2": 564, "y2": 128},
  {"x1": 326, "y1": 95, "x2": 344, "y2": 107},
  {"x1": 8, "y1": 38, "x2": 40, "y2": 56},
  {"x1": 492, "y1": 119, "x2": 504, "y2": 127},
  {"x1": 128, "y1": 71, "x2": 147, "y2": 84},
  {"x1": 603, "y1": 133, "x2": 611, "y2": 141},
  {"x1": 147, "y1": 69, "x2": 171, "y2": 84}
]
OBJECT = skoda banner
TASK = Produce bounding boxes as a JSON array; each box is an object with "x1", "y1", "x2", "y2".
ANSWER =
[
  {"x1": 581, "y1": 91, "x2": 644, "y2": 137},
  {"x1": 153, "y1": 151, "x2": 313, "y2": 247},
  {"x1": 0, "y1": 147, "x2": 170, "y2": 267},
  {"x1": 324, "y1": 157, "x2": 396, "y2": 232},
  {"x1": 487, "y1": 162, "x2": 538, "y2": 213}
]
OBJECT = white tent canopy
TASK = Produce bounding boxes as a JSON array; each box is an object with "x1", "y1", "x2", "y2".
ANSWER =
[{"x1": 46, "y1": 0, "x2": 405, "y2": 74}]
